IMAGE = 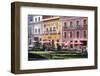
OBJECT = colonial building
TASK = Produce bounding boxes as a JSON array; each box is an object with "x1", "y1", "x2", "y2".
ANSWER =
[
  {"x1": 28, "y1": 15, "x2": 88, "y2": 49},
  {"x1": 60, "y1": 16, "x2": 88, "y2": 48},
  {"x1": 32, "y1": 16, "x2": 43, "y2": 42},
  {"x1": 42, "y1": 16, "x2": 61, "y2": 43}
]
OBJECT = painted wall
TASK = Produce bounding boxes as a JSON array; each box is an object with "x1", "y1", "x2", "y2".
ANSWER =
[
  {"x1": 42, "y1": 17, "x2": 60, "y2": 41},
  {"x1": 62, "y1": 17, "x2": 87, "y2": 41}
]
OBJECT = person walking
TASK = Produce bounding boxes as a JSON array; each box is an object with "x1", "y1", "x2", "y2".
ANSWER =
[{"x1": 57, "y1": 43, "x2": 61, "y2": 51}]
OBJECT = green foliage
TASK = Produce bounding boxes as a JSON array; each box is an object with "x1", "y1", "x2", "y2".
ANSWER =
[{"x1": 28, "y1": 51, "x2": 88, "y2": 60}]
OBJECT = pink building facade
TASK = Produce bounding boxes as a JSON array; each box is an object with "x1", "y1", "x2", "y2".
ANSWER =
[{"x1": 60, "y1": 16, "x2": 88, "y2": 48}]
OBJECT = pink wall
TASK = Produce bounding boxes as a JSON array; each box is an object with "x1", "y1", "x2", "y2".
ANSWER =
[{"x1": 61, "y1": 16, "x2": 88, "y2": 41}]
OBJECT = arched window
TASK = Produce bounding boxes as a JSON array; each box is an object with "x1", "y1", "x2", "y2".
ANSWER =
[
  {"x1": 38, "y1": 17, "x2": 40, "y2": 21},
  {"x1": 35, "y1": 29, "x2": 37, "y2": 33},
  {"x1": 64, "y1": 22, "x2": 67, "y2": 27},
  {"x1": 70, "y1": 32, "x2": 73, "y2": 38},
  {"x1": 83, "y1": 20, "x2": 87, "y2": 27},
  {"x1": 70, "y1": 21, "x2": 73, "y2": 27},
  {"x1": 46, "y1": 28, "x2": 48, "y2": 32},
  {"x1": 83, "y1": 20, "x2": 87, "y2": 25},
  {"x1": 53, "y1": 27, "x2": 56, "y2": 31},
  {"x1": 50, "y1": 27, "x2": 52, "y2": 32},
  {"x1": 38, "y1": 28, "x2": 40, "y2": 34},
  {"x1": 83, "y1": 31, "x2": 87, "y2": 38},
  {"x1": 64, "y1": 32, "x2": 67, "y2": 38},
  {"x1": 76, "y1": 21, "x2": 79, "y2": 25},
  {"x1": 76, "y1": 31, "x2": 80, "y2": 38},
  {"x1": 76, "y1": 21, "x2": 80, "y2": 28},
  {"x1": 35, "y1": 18, "x2": 37, "y2": 22}
]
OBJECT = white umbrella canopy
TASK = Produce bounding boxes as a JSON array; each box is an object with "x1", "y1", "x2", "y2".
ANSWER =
[
  {"x1": 64, "y1": 41, "x2": 70, "y2": 46},
  {"x1": 70, "y1": 41, "x2": 83, "y2": 45},
  {"x1": 42, "y1": 40, "x2": 50, "y2": 43},
  {"x1": 76, "y1": 41, "x2": 83, "y2": 44}
]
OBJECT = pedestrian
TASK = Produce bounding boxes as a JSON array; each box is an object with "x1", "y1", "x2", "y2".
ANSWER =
[
  {"x1": 43, "y1": 43, "x2": 46, "y2": 51},
  {"x1": 57, "y1": 43, "x2": 61, "y2": 51}
]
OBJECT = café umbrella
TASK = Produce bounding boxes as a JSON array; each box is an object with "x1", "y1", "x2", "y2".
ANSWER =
[
  {"x1": 42, "y1": 40, "x2": 50, "y2": 43},
  {"x1": 70, "y1": 41, "x2": 83, "y2": 45},
  {"x1": 64, "y1": 41, "x2": 70, "y2": 46},
  {"x1": 75, "y1": 41, "x2": 83, "y2": 45}
]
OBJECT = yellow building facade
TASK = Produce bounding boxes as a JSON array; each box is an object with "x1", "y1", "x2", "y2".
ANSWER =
[{"x1": 42, "y1": 17, "x2": 61, "y2": 43}]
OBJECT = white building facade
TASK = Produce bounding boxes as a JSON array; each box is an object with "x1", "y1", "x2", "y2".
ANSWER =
[{"x1": 32, "y1": 16, "x2": 43, "y2": 42}]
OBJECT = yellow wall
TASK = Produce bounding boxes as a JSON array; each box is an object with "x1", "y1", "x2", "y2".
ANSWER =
[
  {"x1": 42, "y1": 34, "x2": 60, "y2": 40},
  {"x1": 42, "y1": 17, "x2": 61, "y2": 41}
]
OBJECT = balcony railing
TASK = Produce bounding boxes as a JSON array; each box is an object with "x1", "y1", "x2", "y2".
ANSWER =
[
  {"x1": 44, "y1": 31, "x2": 60, "y2": 35},
  {"x1": 63, "y1": 24, "x2": 87, "y2": 30}
]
